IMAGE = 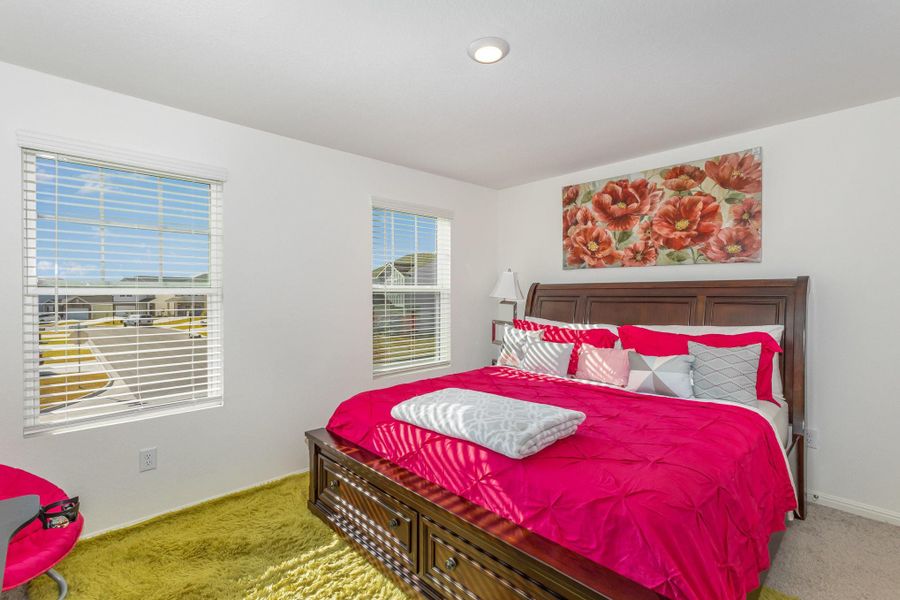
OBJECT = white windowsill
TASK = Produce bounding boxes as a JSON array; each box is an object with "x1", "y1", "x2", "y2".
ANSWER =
[
  {"x1": 373, "y1": 361, "x2": 451, "y2": 380},
  {"x1": 24, "y1": 398, "x2": 224, "y2": 438}
]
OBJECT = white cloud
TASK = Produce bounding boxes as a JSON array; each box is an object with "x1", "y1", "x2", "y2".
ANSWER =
[
  {"x1": 77, "y1": 172, "x2": 103, "y2": 195},
  {"x1": 60, "y1": 262, "x2": 98, "y2": 277}
]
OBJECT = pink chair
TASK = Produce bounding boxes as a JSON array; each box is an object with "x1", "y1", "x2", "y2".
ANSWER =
[{"x1": 1, "y1": 465, "x2": 82, "y2": 599}]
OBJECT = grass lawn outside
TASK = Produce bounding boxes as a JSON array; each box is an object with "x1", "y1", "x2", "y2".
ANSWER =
[
  {"x1": 40, "y1": 346, "x2": 95, "y2": 364},
  {"x1": 38, "y1": 322, "x2": 110, "y2": 410},
  {"x1": 155, "y1": 316, "x2": 208, "y2": 337},
  {"x1": 373, "y1": 333, "x2": 437, "y2": 367},
  {"x1": 39, "y1": 371, "x2": 110, "y2": 410},
  {"x1": 35, "y1": 314, "x2": 206, "y2": 413}
]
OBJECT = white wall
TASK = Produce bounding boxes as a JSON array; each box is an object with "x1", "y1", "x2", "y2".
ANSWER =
[
  {"x1": 497, "y1": 97, "x2": 900, "y2": 521},
  {"x1": 0, "y1": 62, "x2": 498, "y2": 534},
  {"x1": 3, "y1": 58, "x2": 896, "y2": 535}
]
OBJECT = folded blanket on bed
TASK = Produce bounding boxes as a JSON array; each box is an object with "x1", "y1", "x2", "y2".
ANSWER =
[{"x1": 390, "y1": 387, "x2": 586, "y2": 459}]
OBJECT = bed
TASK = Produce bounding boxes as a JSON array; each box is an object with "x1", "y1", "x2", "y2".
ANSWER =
[{"x1": 306, "y1": 277, "x2": 808, "y2": 600}]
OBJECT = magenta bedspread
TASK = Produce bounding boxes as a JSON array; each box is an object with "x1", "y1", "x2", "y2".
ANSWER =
[{"x1": 326, "y1": 367, "x2": 796, "y2": 600}]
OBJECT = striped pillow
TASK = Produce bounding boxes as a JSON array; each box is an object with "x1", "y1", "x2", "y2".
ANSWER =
[
  {"x1": 520, "y1": 340, "x2": 575, "y2": 377},
  {"x1": 497, "y1": 328, "x2": 544, "y2": 368},
  {"x1": 514, "y1": 319, "x2": 618, "y2": 375}
]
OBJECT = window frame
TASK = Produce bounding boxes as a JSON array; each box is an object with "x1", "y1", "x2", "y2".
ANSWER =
[
  {"x1": 371, "y1": 198, "x2": 452, "y2": 378},
  {"x1": 19, "y1": 132, "x2": 226, "y2": 436}
]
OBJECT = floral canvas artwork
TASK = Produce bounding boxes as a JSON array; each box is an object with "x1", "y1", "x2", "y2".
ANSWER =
[{"x1": 562, "y1": 148, "x2": 763, "y2": 269}]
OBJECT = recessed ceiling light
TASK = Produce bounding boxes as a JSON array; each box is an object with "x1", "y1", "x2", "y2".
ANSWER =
[{"x1": 468, "y1": 37, "x2": 510, "y2": 64}]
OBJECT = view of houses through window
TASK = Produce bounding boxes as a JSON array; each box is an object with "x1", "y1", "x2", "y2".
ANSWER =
[
  {"x1": 372, "y1": 205, "x2": 450, "y2": 374},
  {"x1": 36, "y1": 293, "x2": 209, "y2": 416},
  {"x1": 24, "y1": 150, "x2": 223, "y2": 433}
]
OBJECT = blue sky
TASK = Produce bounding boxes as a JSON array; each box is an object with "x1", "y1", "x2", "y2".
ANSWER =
[
  {"x1": 371, "y1": 207, "x2": 436, "y2": 269},
  {"x1": 36, "y1": 158, "x2": 433, "y2": 284},
  {"x1": 36, "y1": 157, "x2": 211, "y2": 286}
]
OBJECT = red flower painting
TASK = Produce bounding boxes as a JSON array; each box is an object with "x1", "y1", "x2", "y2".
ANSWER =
[
  {"x1": 705, "y1": 152, "x2": 762, "y2": 194},
  {"x1": 591, "y1": 179, "x2": 663, "y2": 231},
  {"x1": 564, "y1": 225, "x2": 621, "y2": 268},
  {"x1": 702, "y1": 227, "x2": 762, "y2": 262},
  {"x1": 563, "y1": 205, "x2": 596, "y2": 237},
  {"x1": 562, "y1": 148, "x2": 762, "y2": 268},
  {"x1": 661, "y1": 165, "x2": 706, "y2": 191},
  {"x1": 621, "y1": 240, "x2": 658, "y2": 267},
  {"x1": 732, "y1": 198, "x2": 762, "y2": 230},
  {"x1": 562, "y1": 185, "x2": 580, "y2": 207},
  {"x1": 651, "y1": 194, "x2": 722, "y2": 251},
  {"x1": 637, "y1": 218, "x2": 653, "y2": 241}
]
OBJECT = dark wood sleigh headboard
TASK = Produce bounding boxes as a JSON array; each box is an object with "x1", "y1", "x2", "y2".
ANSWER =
[{"x1": 524, "y1": 277, "x2": 809, "y2": 433}]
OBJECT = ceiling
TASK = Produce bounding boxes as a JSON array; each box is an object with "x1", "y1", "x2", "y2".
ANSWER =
[{"x1": 1, "y1": 1, "x2": 899, "y2": 188}]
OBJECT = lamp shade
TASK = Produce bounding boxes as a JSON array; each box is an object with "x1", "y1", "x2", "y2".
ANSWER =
[{"x1": 490, "y1": 269, "x2": 524, "y2": 301}]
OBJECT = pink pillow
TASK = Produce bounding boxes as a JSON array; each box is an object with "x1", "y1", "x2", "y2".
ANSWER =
[
  {"x1": 617, "y1": 325, "x2": 782, "y2": 403},
  {"x1": 514, "y1": 319, "x2": 619, "y2": 375},
  {"x1": 575, "y1": 345, "x2": 631, "y2": 387}
]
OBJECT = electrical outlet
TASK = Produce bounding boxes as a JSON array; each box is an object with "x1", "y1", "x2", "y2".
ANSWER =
[
  {"x1": 139, "y1": 447, "x2": 157, "y2": 472},
  {"x1": 805, "y1": 428, "x2": 819, "y2": 450}
]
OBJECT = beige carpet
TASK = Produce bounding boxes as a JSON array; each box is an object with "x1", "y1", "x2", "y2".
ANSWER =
[{"x1": 765, "y1": 503, "x2": 900, "y2": 599}]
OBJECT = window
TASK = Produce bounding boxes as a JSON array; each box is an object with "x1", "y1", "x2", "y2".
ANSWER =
[
  {"x1": 23, "y1": 147, "x2": 223, "y2": 434},
  {"x1": 372, "y1": 202, "x2": 451, "y2": 375}
]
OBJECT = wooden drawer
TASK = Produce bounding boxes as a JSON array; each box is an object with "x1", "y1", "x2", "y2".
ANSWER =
[
  {"x1": 422, "y1": 517, "x2": 561, "y2": 600},
  {"x1": 317, "y1": 455, "x2": 417, "y2": 566}
]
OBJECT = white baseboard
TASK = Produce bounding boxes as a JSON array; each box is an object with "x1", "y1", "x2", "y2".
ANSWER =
[
  {"x1": 807, "y1": 490, "x2": 900, "y2": 526},
  {"x1": 82, "y1": 468, "x2": 310, "y2": 539}
]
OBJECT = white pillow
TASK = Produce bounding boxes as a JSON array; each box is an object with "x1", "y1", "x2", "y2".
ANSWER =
[
  {"x1": 635, "y1": 323, "x2": 785, "y2": 399},
  {"x1": 520, "y1": 340, "x2": 574, "y2": 377},
  {"x1": 637, "y1": 323, "x2": 784, "y2": 343},
  {"x1": 772, "y1": 354, "x2": 784, "y2": 399},
  {"x1": 524, "y1": 317, "x2": 618, "y2": 335},
  {"x1": 497, "y1": 328, "x2": 544, "y2": 368}
]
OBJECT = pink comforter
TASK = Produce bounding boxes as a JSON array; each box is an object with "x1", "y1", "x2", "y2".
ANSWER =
[{"x1": 327, "y1": 367, "x2": 796, "y2": 600}]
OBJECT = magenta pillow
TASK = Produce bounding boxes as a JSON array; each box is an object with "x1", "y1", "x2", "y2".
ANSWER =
[
  {"x1": 514, "y1": 319, "x2": 619, "y2": 375},
  {"x1": 617, "y1": 325, "x2": 782, "y2": 403},
  {"x1": 575, "y1": 345, "x2": 631, "y2": 387}
]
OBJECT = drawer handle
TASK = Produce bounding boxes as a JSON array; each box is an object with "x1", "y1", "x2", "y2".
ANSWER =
[
  {"x1": 444, "y1": 557, "x2": 458, "y2": 572},
  {"x1": 328, "y1": 479, "x2": 340, "y2": 490},
  {"x1": 388, "y1": 517, "x2": 401, "y2": 529}
]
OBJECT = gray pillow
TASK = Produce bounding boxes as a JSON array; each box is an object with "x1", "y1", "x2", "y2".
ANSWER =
[
  {"x1": 626, "y1": 352, "x2": 694, "y2": 398},
  {"x1": 520, "y1": 340, "x2": 574, "y2": 377},
  {"x1": 497, "y1": 328, "x2": 544, "y2": 368},
  {"x1": 688, "y1": 341, "x2": 761, "y2": 405}
]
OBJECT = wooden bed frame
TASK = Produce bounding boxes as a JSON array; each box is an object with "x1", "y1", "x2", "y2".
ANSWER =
[{"x1": 306, "y1": 277, "x2": 809, "y2": 600}]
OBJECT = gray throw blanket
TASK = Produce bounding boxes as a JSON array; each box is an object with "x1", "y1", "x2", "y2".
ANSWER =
[{"x1": 390, "y1": 388, "x2": 586, "y2": 459}]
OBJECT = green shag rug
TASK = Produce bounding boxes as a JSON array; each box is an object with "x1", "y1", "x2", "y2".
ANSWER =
[{"x1": 28, "y1": 473, "x2": 797, "y2": 599}]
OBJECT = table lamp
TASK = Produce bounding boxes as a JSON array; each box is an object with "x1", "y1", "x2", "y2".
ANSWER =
[{"x1": 490, "y1": 268, "x2": 524, "y2": 320}]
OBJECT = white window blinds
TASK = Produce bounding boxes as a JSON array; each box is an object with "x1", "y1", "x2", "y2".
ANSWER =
[
  {"x1": 372, "y1": 204, "x2": 451, "y2": 375},
  {"x1": 23, "y1": 149, "x2": 223, "y2": 435}
]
